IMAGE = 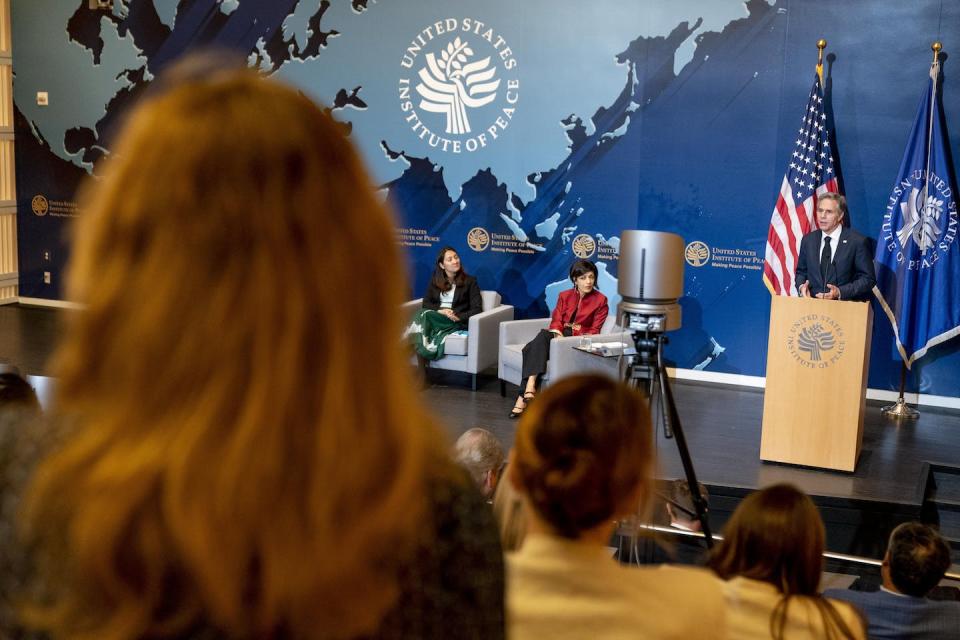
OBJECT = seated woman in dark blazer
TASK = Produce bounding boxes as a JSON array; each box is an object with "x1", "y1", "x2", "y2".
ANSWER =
[
  {"x1": 510, "y1": 259, "x2": 607, "y2": 418},
  {"x1": 409, "y1": 246, "x2": 483, "y2": 360}
]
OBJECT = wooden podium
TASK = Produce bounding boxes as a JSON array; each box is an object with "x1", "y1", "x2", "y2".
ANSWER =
[{"x1": 760, "y1": 296, "x2": 873, "y2": 472}]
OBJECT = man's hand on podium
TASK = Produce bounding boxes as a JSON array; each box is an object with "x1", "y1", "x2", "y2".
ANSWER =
[
  {"x1": 799, "y1": 282, "x2": 810, "y2": 297},
  {"x1": 816, "y1": 284, "x2": 840, "y2": 300}
]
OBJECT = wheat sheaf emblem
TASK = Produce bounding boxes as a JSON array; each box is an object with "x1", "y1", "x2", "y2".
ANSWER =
[
  {"x1": 416, "y1": 37, "x2": 500, "y2": 135},
  {"x1": 467, "y1": 227, "x2": 490, "y2": 251},
  {"x1": 797, "y1": 323, "x2": 836, "y2": 362},
  {"x1": 897, "y1": 186, "x2": 944, "y2": 254},
  {"x1": 685, "y1": 242, "x2": 709, "y2": 267},
  {"x1": 572, "y1": 234, "x2": 596, "y2": 258}
]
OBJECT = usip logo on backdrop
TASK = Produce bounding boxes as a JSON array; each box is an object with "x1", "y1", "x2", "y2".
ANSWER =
[
  {"x1": 418, "y1": 37, "x2": 497, "y2": 135},
  {"x1": 399, "y1": 18, "x2": 519, "y2": 153},
  {"x1": 467, "y1": 227, "x2": 490, "y2": 251},
  {"x1": 31, "y1": 195, "x2": 48, "y2": 217},
  {"x1": 572, "y1": 234, "x2": 596, "y2": 259},
  {"x1": 684, "y1": 241, "x2": 710, "y2": 267}
]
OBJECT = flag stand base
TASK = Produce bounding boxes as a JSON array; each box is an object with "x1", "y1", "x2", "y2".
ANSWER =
[{"x1": 881, "y1": 398, "x2": 919, "y2": 420}]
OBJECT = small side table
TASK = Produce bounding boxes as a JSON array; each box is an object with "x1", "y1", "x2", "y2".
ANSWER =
[{"x1": 570, "y1": 341, "x2": 634, "y2": 381}]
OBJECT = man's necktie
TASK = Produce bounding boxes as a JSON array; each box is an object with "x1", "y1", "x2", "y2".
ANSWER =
[{"x1": 820, "y1": 236, "x2": 832, "y2": 284}]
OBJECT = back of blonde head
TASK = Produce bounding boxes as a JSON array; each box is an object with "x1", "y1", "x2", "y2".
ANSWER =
[{"x1": 24, "y1": 65, "x2": 434, "y2": 639}]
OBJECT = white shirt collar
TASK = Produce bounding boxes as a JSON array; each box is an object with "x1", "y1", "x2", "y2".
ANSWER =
[{"x1": 823, "y1": 225, "x2": 842, "y2": 245}]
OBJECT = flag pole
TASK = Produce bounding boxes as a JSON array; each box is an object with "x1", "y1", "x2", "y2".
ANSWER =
[
  {"x1": 881, "y1": 364, "x2": 919, "y2": 419},
  {"x1": 816, "y1": 39, "x2": 826, "y2": 82},
  {"x1": 880, "y1": 42, "x2": 942, "y2": 421},
  {"x1": 920, "y1": 42, "x2": 941, "y2": 251}
]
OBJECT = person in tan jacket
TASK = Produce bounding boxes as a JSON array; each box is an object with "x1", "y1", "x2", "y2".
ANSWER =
[
  {"x1": 708, "y1": 484, "x2": 866, "y2": 639},
  {"x1": 506, "y1": 374, "x2": 727, "y2": 639}
]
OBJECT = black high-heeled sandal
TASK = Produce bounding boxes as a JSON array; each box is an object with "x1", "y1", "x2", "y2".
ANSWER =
[{"x1": 509, "y1": 394, "x2": 527, "y2": 419}]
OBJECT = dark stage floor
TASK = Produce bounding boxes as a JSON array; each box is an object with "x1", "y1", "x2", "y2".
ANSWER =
[
  {"x1": 422, "y1": 364, "x2": 960, "y2": 560},
  {"x1": 4, "y1": 303, "x2": 960, "y2": 558},
  {"x1": 438, "y1": 371, "x2": 948, "y2": 496},
  {"x1": 425, "y1": 369, "x2": 960, "y2": 560},
  {"x1": 424, "y1": 371, "x2": 956, "y2": 504}
]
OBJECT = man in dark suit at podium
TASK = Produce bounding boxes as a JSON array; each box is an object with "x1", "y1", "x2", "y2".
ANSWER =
[{"x1": 795, "y1": 193, "x2": 876, "y2": 301}]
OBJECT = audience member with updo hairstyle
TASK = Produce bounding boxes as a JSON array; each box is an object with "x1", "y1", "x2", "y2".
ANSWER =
[
  {"x1": 506, "y1": 374, "x2": 727, "y2": 638},
  {"x1": 708, "y1": 483, "x2": 865, "y2": 639},
  {"x1": 16, "y1": 60, "x2": 503, "y2": 639}
]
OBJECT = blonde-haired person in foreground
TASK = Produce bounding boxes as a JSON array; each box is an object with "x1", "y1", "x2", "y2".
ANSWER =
[
  {"x1": 506, "y1": 374, "x2": 727, "y2": 639},
  {"x1": 16, "y1": 57, "x2": 504, "y2": 640},
  {"x1": 708, "y1": 484, "x2": 865, "y2": 639}
]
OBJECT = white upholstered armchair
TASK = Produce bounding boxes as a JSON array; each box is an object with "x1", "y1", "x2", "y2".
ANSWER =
[
  {"x1": 497, "y1": 315, "x2": 631, "y2": 396},
  {"x1": 403, "y1": 290, "x2": 514, "y2": 390}
]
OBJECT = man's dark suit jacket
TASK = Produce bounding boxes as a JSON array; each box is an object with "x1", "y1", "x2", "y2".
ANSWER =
[
  {"x1": 795, "y1": 228, "x2": 876, "y2": 301},
  {"x1": 824, "y1": 587, "x2": 960, "y2": 639},
  {"x1": 421, "y1": 275, "x2": 483, "y2": 325}
]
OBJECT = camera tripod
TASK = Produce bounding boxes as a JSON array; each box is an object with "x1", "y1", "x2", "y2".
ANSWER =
[{"x1": 623, "y1": 330, "x2": 714, "y2": 548}]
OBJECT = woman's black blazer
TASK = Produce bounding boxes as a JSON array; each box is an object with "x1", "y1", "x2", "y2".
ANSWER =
[{"x1": 421, "y1": 275, "x2": 483, "y2": 324}]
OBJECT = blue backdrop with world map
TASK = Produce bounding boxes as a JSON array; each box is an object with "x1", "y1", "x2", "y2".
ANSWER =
[{"x1": 11, "y1": 0, "x2": 960, "y2": 398}]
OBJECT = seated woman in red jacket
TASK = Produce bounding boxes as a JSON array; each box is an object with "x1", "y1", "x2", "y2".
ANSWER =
[{"x1": 510, "y1": 259, "x2": 607, "y2": 418}]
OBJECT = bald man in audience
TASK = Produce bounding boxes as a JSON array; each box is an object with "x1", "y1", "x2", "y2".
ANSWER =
[
  {"x1": 825, "y1": 522, "x2": 960, "y2": 639},
  {"x1": 454, "y1": 428, "x2": 505, "y2": 500}
]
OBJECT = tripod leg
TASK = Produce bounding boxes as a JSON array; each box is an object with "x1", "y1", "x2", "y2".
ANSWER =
[
  {"x1": 656, "y1": 338, "x2": 714, "y2": 548},
  {"x1": 655, "y1": 362, "x2": 673, "y2": 440}
]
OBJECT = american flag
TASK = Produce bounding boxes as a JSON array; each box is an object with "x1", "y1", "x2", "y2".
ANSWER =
[{"x1": 762, "y1": 74, "x2": 838, "y2": 296}]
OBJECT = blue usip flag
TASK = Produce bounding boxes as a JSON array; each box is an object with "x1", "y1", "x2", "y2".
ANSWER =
[{"x1": 874, "y1": 57, "x2": 960, "y2": 368}]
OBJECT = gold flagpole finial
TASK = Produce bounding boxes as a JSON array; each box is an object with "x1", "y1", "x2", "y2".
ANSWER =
[
  {"x1": 816, "y1": 39, "x2": 827, "y2": 81},
  {"x1": 932, "y1": 41, "x2": 942, "y2": 63}
]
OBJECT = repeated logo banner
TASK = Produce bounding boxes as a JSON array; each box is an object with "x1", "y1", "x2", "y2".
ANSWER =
[
  {"x1": 30, "y1": 194, "x2": 78, "y2": 219},
  {"x1": 467, "y1": 227, "x2": 490, "y2": 251},
  {"x1": 684, "y1": 241, "x2": 763, "y2": 271},
  {"x1": 572, "y1": 234, "x2": 596, "y2": 259},
  {"x1": 31, "y1": 195, "x2": 48, "y2": 217},
  {"x1": 396, "y1": 228, "x2": 440, "y2": 248}
]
